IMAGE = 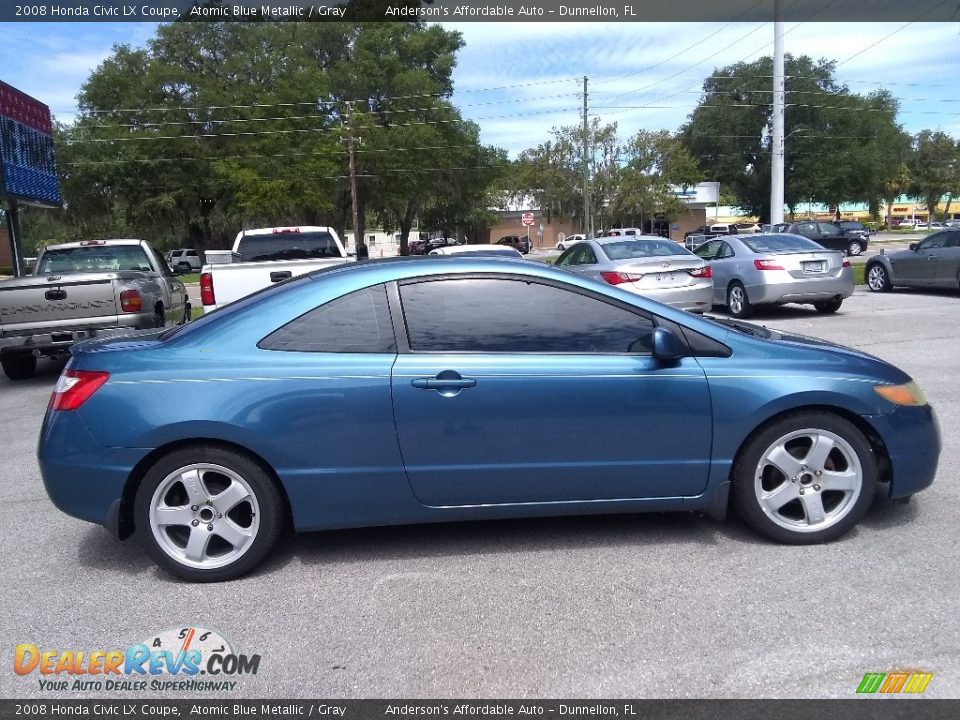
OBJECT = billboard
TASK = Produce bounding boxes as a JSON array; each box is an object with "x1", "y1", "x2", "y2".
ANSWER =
[{"x1": 0, "y1": 80, "x2": 61, "y2": 206}]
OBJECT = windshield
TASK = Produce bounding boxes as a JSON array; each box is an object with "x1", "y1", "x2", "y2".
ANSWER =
[
  {"x1": 236, "y1": 232, "x2": 340, "y2": 262},
  {"x1": 602, "y1": 239, "x2": 692, "y2": 260},
  {"x1": 36, "y1": 245, "x2": 152, "y2": 275},
  {"x1": 743, "y1": 234, "x2": 824, "y2": 254}
]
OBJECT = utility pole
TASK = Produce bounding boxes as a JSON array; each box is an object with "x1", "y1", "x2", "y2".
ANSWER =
[
  {"x1": 581, "y1": 76, "x2": 591, "y2": 237},
  {"x1": 770, "y1": 0, "x2": 785, "y2": 225},
  {"x1": 343, "y1": 101, "x2": 362, "y2": 256}
]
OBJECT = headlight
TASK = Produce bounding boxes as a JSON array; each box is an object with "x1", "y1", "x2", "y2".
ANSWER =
[{"x1": 874, "y1": 380, "x2": 927, "y2": 406}]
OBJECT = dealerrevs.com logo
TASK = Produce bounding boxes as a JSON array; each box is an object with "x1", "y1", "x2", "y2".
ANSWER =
[{"x1": 14, "y1": 626, "x2": 260, "y2": 693}]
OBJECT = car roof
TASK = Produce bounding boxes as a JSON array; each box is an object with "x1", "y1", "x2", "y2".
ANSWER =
[
  {"x1": 239, "y1": 226, "x2": 333, "y2": 236},
  {"x1": 592, "y1": 234, "x2": 673, "y2": 245},
  {"x1": 45, "y1": 239, "x2": 144, "y2": 250}
]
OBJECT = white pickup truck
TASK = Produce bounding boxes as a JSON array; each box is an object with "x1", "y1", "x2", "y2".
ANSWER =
[{"x1": 200, "y1": 226, "x2": 352, "y2": 312}]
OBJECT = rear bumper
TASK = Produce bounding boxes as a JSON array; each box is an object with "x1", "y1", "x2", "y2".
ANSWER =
[
  {"x1": 625, "y1": 282, "x2": 713, "y2": 313},
  {"x1": 864, "y1": 405, "x2": 941, "y2": 498},
  {"x1": 748, "y1": 271, "x2": 854, "y2": 305},
  {"x1": 0, "y1": 315, "x2": 158, "y2": 355},
  {"x1": 37, "y1": 409, "x2": 149, "y2": 528}
]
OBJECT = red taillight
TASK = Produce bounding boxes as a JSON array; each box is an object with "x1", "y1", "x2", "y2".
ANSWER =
[
  {"x1": 754, "y1": 259, "x2": 785, "y2": 271},
  {"x1": 600, "y1": 271, "x2": 641, "y2": 285},
  {"x1": 688, "y1": 265, "x2": 713, "y2": 278},
  {"x1": 49, "y1": 370, "x2": 110, "y2": 412},
  {"x1": 119, "y1": 289, "x2": 142, "y2": 312},
  {"x1": 200, "y1": 272, "x2": 215, "y2": 306},
  {"x1": 842, "y1": 260, "x2": 851, "y2": 268}
]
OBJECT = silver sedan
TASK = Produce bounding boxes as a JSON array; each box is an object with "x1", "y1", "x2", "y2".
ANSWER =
[
  {"x1": 865, "y1": 229, "x2": 960, "y2": 292},
  {"x1": 693, "y1": 233, "x2": 854, "y2": 318},
  {"x1": 555, "y1": 236, "x2": 712, "y2": 313}
]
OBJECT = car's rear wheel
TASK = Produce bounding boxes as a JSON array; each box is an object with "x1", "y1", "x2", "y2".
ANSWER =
[
  {"x1": 134, "y1": 446, "x2": 286, "y2": 581},
  {"x1": 177, "y1": 262, "x2": 191, "y2": 274},
  {"x1": 1, "y1": 353, "x2": 37, "y2": 381},
  {"x1": 813, "y1": 298, "x2": 843, "y2": 314},
  {"x1": 846, "y1": 240, "x2": 863, "y2": 256},
  {"x1": 866, "y1": 263, "x2": 892, "y2": 292},
  {"x1": 557, "y1": 244, "x2": 565, "y2": 252},
  {"x1": 727, "y1": 282, "x2": 753, "y2": 318},
  {"x1": 732, "y1": 412, "x2": 876, "y2": 544}
]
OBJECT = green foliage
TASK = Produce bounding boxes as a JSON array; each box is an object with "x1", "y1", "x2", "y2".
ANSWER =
[
  {"x1": 909, "y1": 130, "x2": 958, "y2": 221},
  {"x1": 21, "y1": 21, "x2": 504, "y2": 255},
  {"x1": 681, "y1": 55, "x2": 912, "y2": 221}
]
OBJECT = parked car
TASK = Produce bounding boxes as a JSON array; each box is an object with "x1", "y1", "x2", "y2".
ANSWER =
[
  {"x1": 165, "y1": 248, "x2": 203, "y2": 274},
  {"x1": 693, "y1": 233, "x2": 854, "y2": 318},
  {"x1": 605, "y1": 228, "x2": 643, "y2": 237},
  {"x1": 414, "y1": 238, "x2": 462, "y2": 255},
  {"x1": 37, "y1": 256, "x2": 940, "y2": 581},
  {"x1": 429, "y1": 245, "x2": 522, "y2": 258},
  {"x1": 835, "y1": 221, "x2": 874, "y2": 241},
  {"x1": 778, "y1": 221, "x2": 869, "y2": 256},
  {"x1": 897, "y1": 219, "x2": 917, "y2": 229},
  {"x1": 736, "y1": 223, "x2": 761, "y2": 234},
  {"x1": 200, "y1": 226, "x2": 351, "y2": 313},
  {"x1": 0, "y1": 239, "x2": 188, "y2": 380},
  {"x1": 865, "y1": 229, "x2": 960, "y2": 293},
  {"x1": 556, "y1": 233, "x2": 586, "y2": 251},
  {"x1": 709, "y1": 223, "x2": 740, "y2": 236},
  {"x1": 555, "y1": 236, "x2": 712, "y2": 313},
  {"x1": 915, "y1": 221, "x2": 929, "y2": 230},
  {"x1": 684, "y1": 225, "x2": 714, "y2": 239},
  {"x1": 497, "y1": 235, "x2": 531, "y2": 254}
]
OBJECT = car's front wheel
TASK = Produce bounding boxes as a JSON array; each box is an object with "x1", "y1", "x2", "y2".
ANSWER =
[
  {"x1": 732, "y1": 411, "x2": 876, "y2": 544},
  {"x1": 134, "y1": 446, "x2": 286, "y2": 581},
  {"x1": 866, "y1": 263, "x2": 892, "y2": 292},
  {"x1": 846, "y1": 240, "x2": 863, "y2": 256}
]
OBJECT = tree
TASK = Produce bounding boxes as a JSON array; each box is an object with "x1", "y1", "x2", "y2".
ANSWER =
[
  {"x1": 909, "y1": 130, "x2": 958, "y2": 222},
  {"x1": 680, "y1": 55, "x2": 908, "y2": 221},
  {"x1": 610, "y1": 130, "x2": 701, "y2": 227}
]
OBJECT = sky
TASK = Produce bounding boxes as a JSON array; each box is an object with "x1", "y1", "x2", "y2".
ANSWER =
[{"x1": 1, "y1": 20, "x2": 958, "y2": 158}]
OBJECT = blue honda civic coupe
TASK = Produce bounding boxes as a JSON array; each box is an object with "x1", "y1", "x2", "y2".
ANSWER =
[{"x1": 38, "y1": 257, "x2": 940, "y2": 581}]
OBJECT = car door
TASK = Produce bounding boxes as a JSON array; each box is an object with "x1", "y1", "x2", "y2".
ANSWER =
[
  {"x1": 565, "y1": 242, "x2": 602, "y2": 281},
  {"x1": 390, "y1": 275, "x2": 713, "y2": 506},
  {"x1": 895, "y1": 232, "x2": 950, "y2": 285},
  {"x1": 935, "y1": 231, "x2": 960, "y2": 285},
  {"x1": 812, "y1": 223, "x2": 845, "y2": 252}
]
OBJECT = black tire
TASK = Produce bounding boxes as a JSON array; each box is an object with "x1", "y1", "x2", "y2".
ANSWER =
[
  {"x1": 177, "y1": 262, "x2": 191, "y2": 274},
  {"x1": 1, "y1": 353, "x2": 37, "y2": 381},
  {"x1": 866, "y1": 263, "x2": 892, "y2": 293},
  {"x1": 727, "y1": 281, "x2": 753, "y2": 319},
  {"x1": 557, "y1": 244, "x2": 565, "y2": 252},
  {"x1": 813, "y1": 298, "x2": 843, "y2": 314},
  {"x1": 731, "y1": 411, "x2": 876, "y2": 544},
  {"x1": 846, "y1": 240, "x2": 863, "y2": 256},
  {"x1": 181, "y1": 303, "x2": 191, "y2": 325},
  {"x1": 134, "y1": 445, "x2": 286, "y2": 582}
]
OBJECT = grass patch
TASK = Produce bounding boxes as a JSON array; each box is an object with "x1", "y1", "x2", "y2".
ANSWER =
[
  {"x1": 853, "y1": 264, "x2": 866, "y2": 285},
  {"x1": 191, "y1": 306, "x2": 204, "y2": 320},
  {"x1": 178, "y1": 272, "x2": 200, "y2": 284}
]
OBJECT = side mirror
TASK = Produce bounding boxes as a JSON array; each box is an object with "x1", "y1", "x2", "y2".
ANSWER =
[
  {"x1": 651, "y1": 327, "x2": 687, "y2": 361},
  {"x1": 909, "y1": 242, "x2": 918, "y2": 251}
]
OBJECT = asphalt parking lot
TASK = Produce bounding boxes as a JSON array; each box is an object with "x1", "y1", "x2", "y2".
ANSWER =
[{"x1": 1, "y1": 287, "x2": 957, "y2": 699}]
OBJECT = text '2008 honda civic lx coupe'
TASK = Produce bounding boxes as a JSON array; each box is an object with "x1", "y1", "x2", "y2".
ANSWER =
[{"x1": 38, "y1": 257, "x2": 940, "y2": 581}]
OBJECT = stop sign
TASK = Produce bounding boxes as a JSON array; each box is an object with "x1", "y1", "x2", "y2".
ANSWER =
[{"x1": 521, "y1": 212, "x2": 535, "y2": 227}]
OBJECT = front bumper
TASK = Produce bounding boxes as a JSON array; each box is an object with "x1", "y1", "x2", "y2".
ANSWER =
[
  {"x1": 38, "y1": 409, "x2": 149, "y2": 528},
  {"x1": 864, "y1": 404, "x2": 941, "y2": 498}
]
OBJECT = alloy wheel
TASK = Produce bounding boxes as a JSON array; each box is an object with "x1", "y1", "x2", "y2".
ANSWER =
[
  {"x1": 148, "y1": 463, "x2": 261, "y2": 570},
  {"x1": 753, "y1": 428, "x2": 863, "y2": 533}
]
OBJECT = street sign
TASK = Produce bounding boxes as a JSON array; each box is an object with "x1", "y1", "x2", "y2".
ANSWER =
[{"x1": 521, "y1": 212, "x2": 535, "y2": 227}]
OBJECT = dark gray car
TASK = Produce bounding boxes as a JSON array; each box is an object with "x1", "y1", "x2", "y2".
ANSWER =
[{"x1": 865, "y1": 229, "x2": 960, "y2": 292}]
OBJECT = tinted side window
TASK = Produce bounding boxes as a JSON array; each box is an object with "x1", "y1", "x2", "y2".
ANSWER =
[
  {"x1": 718, "y1": 242, "x2": 735, "y2": 259},
  {"x1": 695, "y1": 240, "x2": 720, "y2": 259},
  {"x1": 400, "y1": 278, "x2": 655, "y2": 354},
  {"x1": 259, "y1": 285, "x2": 396, "y2": 353}
]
